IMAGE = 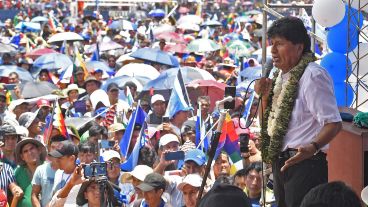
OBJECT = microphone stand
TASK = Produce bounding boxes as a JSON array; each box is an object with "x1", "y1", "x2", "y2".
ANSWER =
[{"x1": 195, "y1": 110, "x2": 227, "y2": 207}]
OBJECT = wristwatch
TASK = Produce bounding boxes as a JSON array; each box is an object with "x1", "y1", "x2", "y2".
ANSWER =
[{"x1": 310, "y1": 141, "x2": 321, "y2": 155}]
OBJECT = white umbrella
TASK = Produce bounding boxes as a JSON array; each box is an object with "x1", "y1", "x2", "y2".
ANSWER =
[
  {"x1": 116, "y1": 53, "x2": 135, "y2": 64},
  {"x1": 177, "y1": 15, "x2": 203, "y2": 25},
  {"x1": 177, "y1": 22, "x2": 200, "y2": 31},
  {"x1": 115, "y1": 63, "x2": 160, "y2": 80},
  {"x1": 152, "y1": 24, "x2": 176, "y2": 35},
  {"x1": 31, "y1": 16, "x2": 49, "y2": 23},
  {"x1": 47, "y1": 32, "x2": 84, "y2": 43},
  {"x1": 85, "y1": 41, "x2": 124, "y2": 53}
]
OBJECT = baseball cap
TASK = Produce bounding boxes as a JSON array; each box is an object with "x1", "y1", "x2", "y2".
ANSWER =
[
  {"x1": 18, "y1": 111, "x2": 38, "y2": 128},
  {"x1": 48, "y1": 140, "x2": 79, "y2": 158},
  {"x1": 102, "y1": 150, "x2": 121, "y2": 162},
  {"x1": 127, "y1": 165, "x2": 153, "y2": 181},
  {"x1": 37, "y1": 99, "x2": 51, "y2": 108},
  {"x1": 137, "y1": 172, "x2": 166, "y2": 192},
  {"x1": 159, "y1": 134, "x2": 179, "y2": 147},
  {"x1": 177, "y1": 174, "x2": 202, "y2": 191},
  {"x1": 184, "y1": 149, "x2": 206, "y2": 166},
  {"x1": 108, "y1": 123, "x2": 125, "y2": 133},
  {"x1": 151, "y1": 94, "x2": 165, "y2": 105},
  {"x1": 106, "y1": 83, "x2": 120, "y2": 92}
]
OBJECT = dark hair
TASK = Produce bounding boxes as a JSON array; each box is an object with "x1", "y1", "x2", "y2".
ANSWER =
[
  {"x1": 137, "y1": 147, "x2": 157, "y2": 167},
  {"x1": 197, "y1": 96, "x2": 210, "y2": 105},
  {"x1": 267, "y1": 16, "x2": 311, "y2": 54},
  {"x1": 215, "y1": 175, "x2": 233, "y2": 186},
  {"x1": 234, "y1": 169, "x2": 247, "y2": 178},
  {"x1": 50, "y1": 135, "x2": 67, "y2": 143},
  {"x1": 78, "y1": 142, "x2": 96, "y2": 153},
  {"x1": 300, "y1": 181, "x2": 362, "y2": 207},
  {"x1": 39, "y1": 69, "x2": 49, "y2": 75},
  {"x1": 78, "y1": 121, "x2": 99, "y2": 137},
  {"x1": 245, "y1": 162, "x2": 262, "y2": 175},
  {"x1": 88, "y1": 125, "x2": 104, "y2": 137},
  {"x1": 9, "y1": 72, "x2": 19, "y2": 77}
]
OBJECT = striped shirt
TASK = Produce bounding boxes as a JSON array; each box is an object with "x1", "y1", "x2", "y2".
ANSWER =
[{"x1": 0, "y1": 162, "x2": 15, "y2": 195}]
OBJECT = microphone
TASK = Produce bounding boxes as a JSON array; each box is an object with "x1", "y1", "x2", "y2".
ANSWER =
[{"x1": 263, "y1": 58, "x2": 274, "y2": 78}]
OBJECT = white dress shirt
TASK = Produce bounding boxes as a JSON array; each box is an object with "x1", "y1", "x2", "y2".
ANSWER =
[{"x1": 281, "y1": 62, "x2": 342, "y2": 151}]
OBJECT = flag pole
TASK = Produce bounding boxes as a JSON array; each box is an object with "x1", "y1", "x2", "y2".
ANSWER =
[{"x1": 124, "y1": 100, "x2": 140, "y2": 158}]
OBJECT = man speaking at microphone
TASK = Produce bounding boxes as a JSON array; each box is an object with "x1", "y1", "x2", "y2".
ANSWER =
[{"x1": 254, "y1": 17, "x2": 342, "y2": 207}]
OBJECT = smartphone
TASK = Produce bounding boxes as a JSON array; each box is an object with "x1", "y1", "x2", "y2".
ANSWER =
[
  {"x1": 83, "y1": 162, "x2": 107, "y2": 178},
  {"x1": 74, "y1": 100, "x2": 87, "y2": 114},
  {"x1": 4, "y1": 84, "x2": 16, "y2": 90},
  {"x1": 164, "y1": 151, "x2": 185, "y2": 161},
  {"x1": 162, "y1": 116, "x2": 170, "y2": 124},
  {"x1": 99, "y1": 140, "x2": 115, "y2": 149},
  {"x1": 239, "y1": 133, "x2": 250, "y2": 153},
  {"x1": 224, "y1": 86, "x2": 236, "y2": 109}
]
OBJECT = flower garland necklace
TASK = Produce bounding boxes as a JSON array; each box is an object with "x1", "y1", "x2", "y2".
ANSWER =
[{"x1": 260, "y1": 53, "x2": 317, "y2": 163}]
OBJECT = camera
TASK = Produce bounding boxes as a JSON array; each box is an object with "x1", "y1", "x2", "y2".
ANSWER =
[{"x1": 83, "y1": 162, "x2": 107, "y2": 179}]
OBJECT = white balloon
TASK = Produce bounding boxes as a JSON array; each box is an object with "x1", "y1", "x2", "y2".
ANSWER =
[
  {"x1": 344, "y1": 0, "x2": 368, "y2": 13},
  {"x1": 312, "y1": 0, "x2": 345, "y2": 27},
  {"x1": 348, "y1": 43, "x2": 368, "y2": 77}
]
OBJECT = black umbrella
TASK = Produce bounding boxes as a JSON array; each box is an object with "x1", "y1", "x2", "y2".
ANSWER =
[{"x1": 20, "y1": 81, "x2": 58, "y2": 99}]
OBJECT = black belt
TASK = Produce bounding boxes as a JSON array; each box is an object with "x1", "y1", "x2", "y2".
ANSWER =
[{"x1": 278, "y1": 148, "x2": 326, "y2": 160}]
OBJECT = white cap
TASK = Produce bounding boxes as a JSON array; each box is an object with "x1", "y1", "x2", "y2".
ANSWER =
[
  {"x1": 102, "y1": 150, "x2": 121, "y2": 162},
  {"x1": 362, "y1": 185, "x2": 368, "y2": 205},
  {"x1": 159, "y1": 134, "x2": 179, "y2": 147},
  {"x1": 151, "y1": 94, "x2": 165, "y2": 105},
  {"x1": 177, "y1": 174, "x2": 202, "y2": 191},
  {"x1": 128, "y1": 165, "x2": 153, "y2": 181},
  {"x1": 8, "y1": 99, "x2": 28, "y2": 112}
]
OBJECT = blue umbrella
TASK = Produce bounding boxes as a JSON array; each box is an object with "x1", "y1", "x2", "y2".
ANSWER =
[
  {"x1": 149, "y1": 9, "x2": 165, "y2": 17},
  {"x1": 31, "y1": 16, "x2": 49, "y2": 23},
  {"x1": 239, "y1": 65, "x2": 262, "y2": 80},
  {"x1": 32, "y1": 53, "x2": 73, "y2": 76},
  {"x1": 0, "y1": 65, "x2": 34, "y2": 82},
  {"x1": 109, "y1": 19, "x2": 136, "y2": 31},
  {"x1": 130, "y1": 48, "x2": 179, "y2": 67},
  {"x1": 85, "y1": 61, "x2": 115, "y2": 76},
  {"x1": 15, "y1": 21, "x2": 41, "y2": 32},
  {"x1": 143, "y1": 67, "x2": 214, "y2": 90}
]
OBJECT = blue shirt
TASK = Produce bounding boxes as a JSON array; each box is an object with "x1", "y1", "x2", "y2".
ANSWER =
[{"x1": 31, "y1": 162, "x2": 56, "y2": 207}]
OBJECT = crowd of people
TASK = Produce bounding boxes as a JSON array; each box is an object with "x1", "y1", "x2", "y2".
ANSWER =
[{"x1": 0, "y1": 0, "x2": 366, "y2": 207}]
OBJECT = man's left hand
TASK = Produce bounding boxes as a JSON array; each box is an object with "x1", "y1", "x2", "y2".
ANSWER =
[{"x1": 280, "y1": 144, "x2": 316, "y2": 172}]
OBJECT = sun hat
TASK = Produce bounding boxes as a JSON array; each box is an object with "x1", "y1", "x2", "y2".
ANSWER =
[
  {"x1": 18, "y1": 111, "x2": 38, "y2": 128},
  {"x1": 62, "y1": 84, "x2": 86, "y2": 96},
  {"x1": 15, "y1": 138, "x2": 47, "y2": 165}
]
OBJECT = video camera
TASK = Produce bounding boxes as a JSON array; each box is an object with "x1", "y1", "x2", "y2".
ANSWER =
[{"x1": 82, "y1": 162, "x2": 107, "y2": 179}]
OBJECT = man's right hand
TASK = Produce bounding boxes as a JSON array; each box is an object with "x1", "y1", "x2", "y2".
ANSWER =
[{"x1": 254, "y1": 77, "x2": 272, "y2": 98}]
